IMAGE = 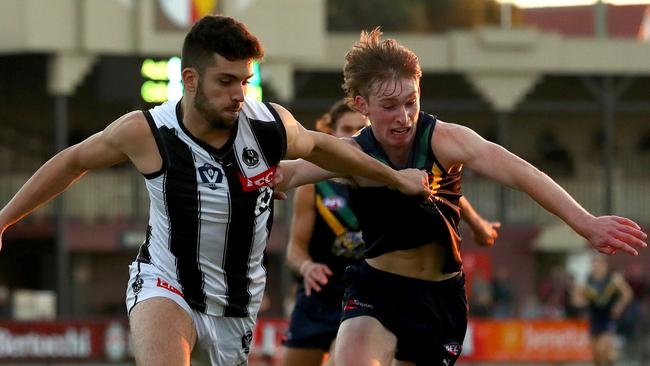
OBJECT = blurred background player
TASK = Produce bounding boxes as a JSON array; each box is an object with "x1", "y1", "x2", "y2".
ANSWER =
[
  {"x1": 574, "y1": 255, "x2": 633, "y2": 366},
  {"x1": 280, "y1": 100, "x2": 500, "y2": 366}
]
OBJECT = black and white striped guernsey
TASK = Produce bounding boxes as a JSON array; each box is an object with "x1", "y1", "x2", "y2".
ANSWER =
[{"x1": 136, "y1": 97, "x2": 286, "y2": 317}]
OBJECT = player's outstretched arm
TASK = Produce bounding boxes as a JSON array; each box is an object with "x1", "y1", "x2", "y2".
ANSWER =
[
  {"x1": 435, "y1": 122, "x2": 647, "y2": 256},
  {"x1": 271, "y1": 103, "x2": 429, "y2": 197},
  {"x1": 0, "y1": 112, "x2": 151, "y2": 250}
]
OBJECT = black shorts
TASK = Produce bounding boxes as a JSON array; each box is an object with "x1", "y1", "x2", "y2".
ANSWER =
[
  {"x1": 341, "y1": 262, "x2": 468, "y2": 365},
  {"x1": 282, "y1": 290, "x2": 343, "y2": 350},
  {"x1": 589, "y1": 315, "x2": 616, "y2": 336}
]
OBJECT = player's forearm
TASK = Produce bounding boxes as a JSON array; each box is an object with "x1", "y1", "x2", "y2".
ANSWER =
[
  {"x1": 306, "y1": 132, "x2": 400, "y2": 188},
  {"x1": 459, "y1": 197, "x2": 482, "y2": 231},
  {"x1": 509, "y1": 162, "x2": 593, "y2": 236},
  {"x1": 276, "y1": 160, "x2": 333, "y2": 191},
  {"x1": 0, "y1": 148, "x2": 86, "y2": 230},
  {"x1": 286, "y1": 241, "x2": 312, "y2": 275}
]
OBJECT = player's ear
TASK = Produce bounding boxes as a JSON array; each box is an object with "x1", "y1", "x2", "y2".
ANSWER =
[
  {"x1": 182, "y1": 68, "x2": 199, "y2": 93},
  {"x1": 353, "y1": 95, "x2": 369, "y2": 117}
]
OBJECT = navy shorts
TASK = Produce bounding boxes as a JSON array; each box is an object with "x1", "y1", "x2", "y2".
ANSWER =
[
  {"x1": 282, "y1": 290, "x2": 343, "y2": 350},
  {"x1": 341, "y1": 262, "x2": 468, "y2": 365},
  {"x1": 589, "y1": 315, "x2": 617, "y2": 336}
]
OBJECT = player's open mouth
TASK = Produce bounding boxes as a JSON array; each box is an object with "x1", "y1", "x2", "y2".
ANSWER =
[{"x1": 391, "y1": 127, "x2": 411, "y2": 135}]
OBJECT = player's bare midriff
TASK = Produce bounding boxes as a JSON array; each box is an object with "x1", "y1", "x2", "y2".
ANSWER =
[{"x1": 365, "y1": 242, "x2": 460, "y2": 281}]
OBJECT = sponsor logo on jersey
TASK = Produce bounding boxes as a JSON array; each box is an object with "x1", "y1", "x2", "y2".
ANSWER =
[
  {"x1": 156, "y1": 277, "x2": 184, "y2": 297},
  {"x1": 323, "y1": 196, "x2": 346, "y2": 210},
  {"x1": 444, "y1": 342, "x2": 461, "y2": 356},
  {"x1": 198, "y1": 163, "x2": 224, "y2": 190},
  {"x1": 242, "y1": 147, "x2": 260, "y2": 168},
  {"x1": 238, "y1": 166, "x2": 276, "y2": 192}
]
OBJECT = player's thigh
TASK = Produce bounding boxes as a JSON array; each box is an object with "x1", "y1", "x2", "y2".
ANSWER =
[
  {"x1": 335, "y1": 316, "x2": 396, "y2": 366},
  {"x1": 281, "y1": 347, "x2": 326, "y2": 366},
  {"x1": 129, "y1": 297, "x2": 196, "y2": 366}
]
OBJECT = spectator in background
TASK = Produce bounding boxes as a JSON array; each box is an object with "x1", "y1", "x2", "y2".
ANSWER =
[
  {"x1": 574, "y1": 255, "x2": 633, "y2": 366},
  {"x1": 538, "y1": 266, "x2": 568, "y2": 318},
  {"x1": 491, "y1": 267, "x2": 515, "y2": 318},
  {"x1": 520, "y1": 294, "x2": 543, "y2": 319},
  {"x1": 564, "y1": 273, "x2": 583, "y2": 319},
  {"x1": 469, "y1": 272, "x2": 493, "y2": 317}
]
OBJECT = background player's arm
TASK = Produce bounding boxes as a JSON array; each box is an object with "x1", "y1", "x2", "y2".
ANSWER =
[
  {"x1": 271, "y1": 103, "x2": 428, "y2": 196},
  {"x1": 0, "y1": 112, "x2": 153, "y2": 249},
  {"x1": 611, "y1": 272, "x2": 633, "y2": 319},
  {"x1": 286, "y1": 185, "x2": 332, "y2": 296},
  {"x1": 459, "y1": 197, "x2": 500, "y2": 248},
  {"x1": 433, "y1": 121, "x2": 647, "y2": 256}
]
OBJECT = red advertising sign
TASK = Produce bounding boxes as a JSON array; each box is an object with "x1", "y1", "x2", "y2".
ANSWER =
[
  {"x1": 460, "y1": 319, "x2": 591, "y2": 363},
  {"x1": 0, "y1": 320, "x2": 130, "y2": 362}
]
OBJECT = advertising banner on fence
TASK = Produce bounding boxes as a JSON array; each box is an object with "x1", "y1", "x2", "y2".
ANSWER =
[
  {"x1": 0, "y1": 320, "x2": 130, "y2": 363},
  {"x1": 0, "y1": 318, "x2": 590, "y2": 364},
  {"x1": 460, "y1": 319, "x2": 591, "y2": 363}
]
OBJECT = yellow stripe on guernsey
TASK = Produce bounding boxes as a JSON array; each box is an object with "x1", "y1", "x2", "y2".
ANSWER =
[
  {"x1": 430, "y1": 163, "x2": 443, "y2": 194},
  {"x1": 316, "y1": 195, "x2": 346, "y2": 236},
  {"x1": 431, "y1": 162, "x2": 462, "y2": 265}
]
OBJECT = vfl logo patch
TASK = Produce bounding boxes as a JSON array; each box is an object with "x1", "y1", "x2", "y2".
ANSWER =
[
  {"x1": 242, "y1": 147, "x2": 260, "y2": 168},
  {"x1": 238, "y1": 166, "x2": 276, "y2": 192},
  {"x1": 198, "y1": 163, "x2": 224, "y2": 190},
  {"x1": 156, "y1": 278, "x2": 184, "y2": 297},
  {"x1": 444, "y1": 342, "x2": 461, "y2": 356},
  {"x1": 323, "y1": 196, "x2": 346, "y2": 210}
]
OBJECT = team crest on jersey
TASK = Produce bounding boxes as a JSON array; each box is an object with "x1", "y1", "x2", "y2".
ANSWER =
[
  {"x1": 131, "y1": 275, "x2": 143, "y2": 295},
  {"x1": 242, "y1": 147, "x2": 260, "y2": 168},
  {"x1": 198, "y1": 163, "x2": 224, "y2": 190},
  {"x1": 323, "y1": 196, "x2": 346, "y2": 210}
]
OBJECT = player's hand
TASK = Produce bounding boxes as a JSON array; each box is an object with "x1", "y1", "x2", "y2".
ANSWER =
[
  {"x1": 395, "y1": 169, "x2": 430, "y2": 197},
  {"x1": 300, "y1": 261, "x2": 333, "y2": 296},
  {"x1": 270, "y1": 164, "x2": 288, "y2": 200},
  {"x1": 472, "y1": 219, "x2": 501, "y2": 248},
  {"x1": 582, "y1": 216, "x2": 647, "y2": 256}
]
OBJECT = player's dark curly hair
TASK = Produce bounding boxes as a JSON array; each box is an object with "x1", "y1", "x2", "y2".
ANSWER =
[{"x1": 182, "y1": 15, "x2": 264, "y2": 72}]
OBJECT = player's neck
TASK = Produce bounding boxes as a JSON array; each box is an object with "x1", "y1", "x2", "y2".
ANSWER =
[
  {"x1": 181, "y1": 99, "x2": 234, "y2": 149},
  {"x1": 383, "y1": 142, "x2": 414, "y2": 168}
]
